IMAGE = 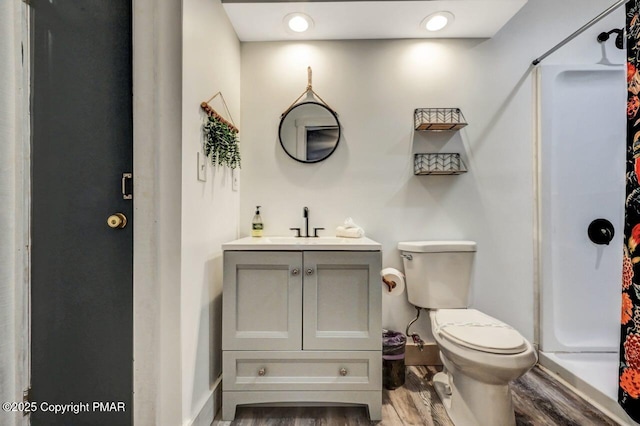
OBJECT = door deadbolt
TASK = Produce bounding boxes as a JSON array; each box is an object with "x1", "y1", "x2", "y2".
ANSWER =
[{"x1": 107, "y1": 213, "x2": 127, "y2": 229}]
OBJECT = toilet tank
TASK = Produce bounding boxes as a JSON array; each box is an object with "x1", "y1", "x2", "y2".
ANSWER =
[{"x1": 398, "y1": 241, "x2": 476, "y2": 309}]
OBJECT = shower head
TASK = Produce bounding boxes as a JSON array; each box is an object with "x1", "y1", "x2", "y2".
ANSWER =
[{"x1": 597, "y1": 28, "x2": 624, "y2": 49}]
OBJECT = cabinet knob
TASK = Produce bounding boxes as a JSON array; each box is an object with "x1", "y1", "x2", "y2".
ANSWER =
[
  {"x1": 258, "y1": 367, "x2": 266, "y2": 377},
  {"x1": 291, "y1": 268, "x2": 300, "y2": 276},
  {"x1": 339, "y1": 368, "x2": 348, "y2": 376},
  {"x1": 305, "y1": 268, "x2": 314, "y2": 276}
]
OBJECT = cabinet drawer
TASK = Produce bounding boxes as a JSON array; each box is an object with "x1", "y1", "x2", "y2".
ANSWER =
[{"x1": 223, "y1": 351, "x2": 381, "y2": 391}]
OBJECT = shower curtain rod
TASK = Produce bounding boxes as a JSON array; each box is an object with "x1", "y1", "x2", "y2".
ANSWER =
[{"x1": 532, "y1": 0, "x2": 627, "y2": 66}]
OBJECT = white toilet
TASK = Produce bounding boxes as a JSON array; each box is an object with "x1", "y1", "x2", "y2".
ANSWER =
[{"x1": 398, "y1": 240, "x2": 537, "y2": 426}]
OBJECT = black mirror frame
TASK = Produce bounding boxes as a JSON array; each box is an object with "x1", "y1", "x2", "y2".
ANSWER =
[{"x1": 278, "y1": 101, "x2": 341, "y2": 164}]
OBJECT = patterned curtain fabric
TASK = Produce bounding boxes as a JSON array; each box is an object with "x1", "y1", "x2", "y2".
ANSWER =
[{"x1": 621, "y1": 2, "x2": 640, "y2": 421}]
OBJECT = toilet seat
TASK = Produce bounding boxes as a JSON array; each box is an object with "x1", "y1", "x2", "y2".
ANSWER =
[{"x1": 433, "y1": 309, "x2": 528, "y2": 355}]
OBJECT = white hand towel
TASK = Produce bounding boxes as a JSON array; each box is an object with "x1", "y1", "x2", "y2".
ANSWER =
[{"x1": 336, "y1": 225, "x2": 365, "y2": 238}]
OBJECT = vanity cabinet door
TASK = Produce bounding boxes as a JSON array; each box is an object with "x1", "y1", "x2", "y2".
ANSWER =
[
  {"x1": 223, "y1": 251, "x2": 303, "y2": 351},
  {"x1": 302, "y1": 251, "x2": 382, "y2": 351}
]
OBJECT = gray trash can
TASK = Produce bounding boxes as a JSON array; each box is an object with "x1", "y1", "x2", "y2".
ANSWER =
[{"x1": 383, "y1": 329, "x2": 407, "y2": 390}]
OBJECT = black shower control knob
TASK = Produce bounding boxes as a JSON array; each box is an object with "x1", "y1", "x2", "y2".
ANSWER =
[{"x1": 588, "y1": 218, "x2": 615, "y2": 245}]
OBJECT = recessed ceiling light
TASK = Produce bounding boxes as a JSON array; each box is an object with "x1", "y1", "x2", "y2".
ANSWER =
[
  {"x1": 421, "y1": 11, "x2": 454, "y2": 32},
  {"x1": 284, "y1": 13, "x2": 314, "y2": 33}
]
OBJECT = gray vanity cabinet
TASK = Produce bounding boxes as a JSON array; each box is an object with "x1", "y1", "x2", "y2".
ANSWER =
[{"x1": 221, "y1": 249, "x2": 382, "y2": 421}]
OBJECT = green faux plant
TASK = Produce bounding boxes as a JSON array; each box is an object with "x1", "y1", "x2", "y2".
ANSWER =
[{"x1": 203, "y1": 115, "x2": 241, "y2": 169}]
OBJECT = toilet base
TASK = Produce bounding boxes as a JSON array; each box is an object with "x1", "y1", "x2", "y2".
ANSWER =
[{"x1": 433, "y1": 370, "x2": 516, "y2": 426}]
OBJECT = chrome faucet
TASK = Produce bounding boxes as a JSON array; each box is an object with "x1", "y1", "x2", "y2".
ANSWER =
[{"x1": 290, "y1": 206, "x2": 324, "y2": 237}]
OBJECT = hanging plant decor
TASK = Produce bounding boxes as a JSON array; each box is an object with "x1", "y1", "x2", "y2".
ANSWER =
[
  {"x1": 202, "y1": 115, "x2": 241, "y2": 169},
  {"x1": 200, "y1": 93, "x2": 241, "y2": 169}
]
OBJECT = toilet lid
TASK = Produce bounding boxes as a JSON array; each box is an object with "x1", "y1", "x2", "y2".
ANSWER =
[{"x1": 433, "y1": 309, "x2": 528, "y2": 355}]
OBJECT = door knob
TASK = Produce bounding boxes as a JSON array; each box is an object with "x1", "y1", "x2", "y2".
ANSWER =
[{"x1": 107, "y1": 213, "x2": 127, "y2": 229}]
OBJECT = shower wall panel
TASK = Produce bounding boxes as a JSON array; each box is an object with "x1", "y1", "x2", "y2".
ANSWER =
[{"x1": 539, "y1": 65, "x2": 625, "y2": 352}]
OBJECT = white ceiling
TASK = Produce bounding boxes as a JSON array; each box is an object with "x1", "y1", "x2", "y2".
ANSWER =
[{"x1": 221, "y1": 0, "x2": 528, "y2": 42}]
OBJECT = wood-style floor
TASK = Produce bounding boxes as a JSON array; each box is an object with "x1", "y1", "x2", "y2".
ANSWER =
[{"x1": 213, "y1": 366, "x2": 619, "y2": 425}]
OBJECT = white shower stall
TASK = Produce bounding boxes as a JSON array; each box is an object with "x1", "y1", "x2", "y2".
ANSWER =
[{"x1": 536, "y1": 64, "x2": 628, "y2": 421}]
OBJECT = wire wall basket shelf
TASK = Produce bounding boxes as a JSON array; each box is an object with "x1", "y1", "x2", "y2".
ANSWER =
[
  {"x1": 414, "y1": 108, "x2": 467, "y2": 131},
  {"x1": 414, "y1": 153, "x2": 467, "y2": 175}
]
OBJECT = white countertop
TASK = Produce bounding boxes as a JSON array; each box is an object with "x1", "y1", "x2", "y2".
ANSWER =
[{"x1": 222, "y1": 236, "x2": 381, "y2": 251}]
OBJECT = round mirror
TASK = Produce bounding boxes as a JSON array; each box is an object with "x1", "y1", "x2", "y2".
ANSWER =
[{"x1": 279, "y1": 101, "x2": 341, "y2": 163}]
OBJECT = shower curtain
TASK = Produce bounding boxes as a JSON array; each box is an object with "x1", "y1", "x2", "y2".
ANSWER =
[{"x1": 621, "y1": 1, "x2": 640, "y2": 421}]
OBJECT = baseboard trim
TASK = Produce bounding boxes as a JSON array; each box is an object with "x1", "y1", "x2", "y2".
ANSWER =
[
  {"x1": 185, "y1": 375, "x2": 223, "y2": 426},
  {"x1": 405, "y1": 342, "x2": 441, "y2": 366}
]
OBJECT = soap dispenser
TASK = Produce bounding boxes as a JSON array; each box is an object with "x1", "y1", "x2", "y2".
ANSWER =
[{"x1": 251, "y1": 206, "x2": 263, "y2": 237}]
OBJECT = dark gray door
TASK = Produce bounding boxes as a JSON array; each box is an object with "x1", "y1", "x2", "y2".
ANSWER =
[{"x1": 30, "y1": 1, "x2": 133, "y2": 425}]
